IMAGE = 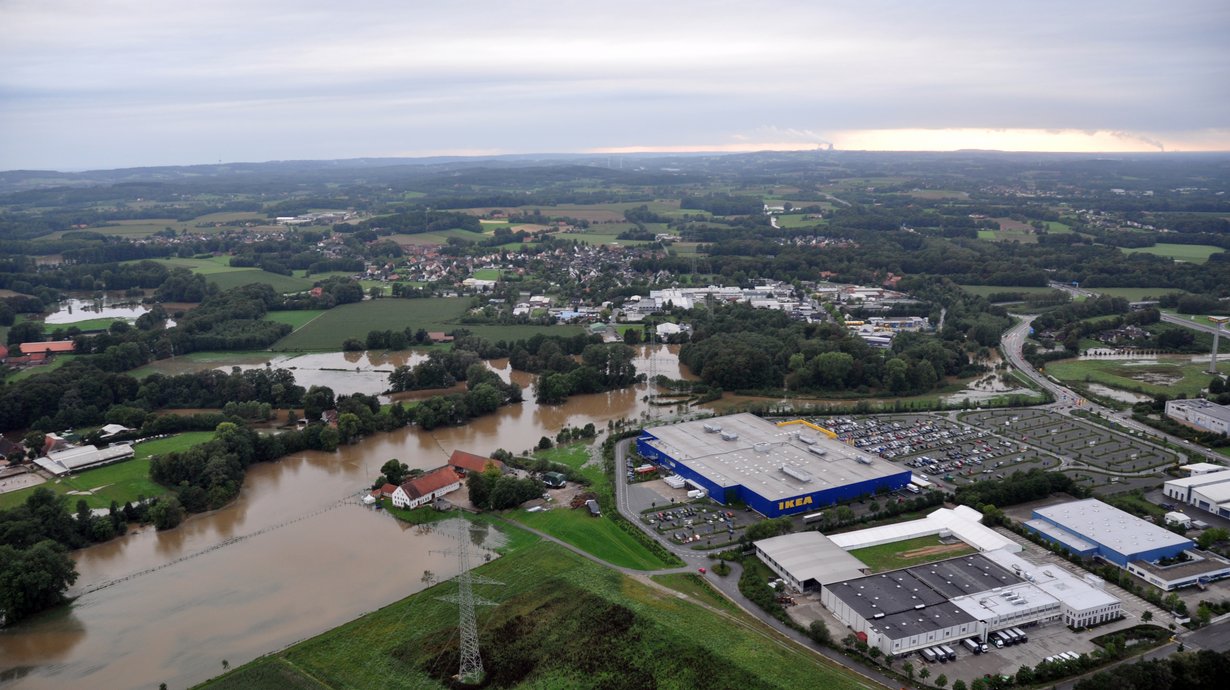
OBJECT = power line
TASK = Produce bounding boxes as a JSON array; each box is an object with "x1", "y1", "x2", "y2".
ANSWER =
[{"x1": 434, "y1": 520, "x2": 502, "y2": 684}]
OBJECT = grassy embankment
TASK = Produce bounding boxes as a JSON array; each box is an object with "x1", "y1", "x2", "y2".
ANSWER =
[
  {"x1": 0, "y1": 431, "x2": 213, "y2": 510},
  {"x1": 1044, "y1": 357, "x2": 1230, "y2": 399},
  {"x1": 847, "y1": 534, "x2": 977, "y2": 572},
  {"x1": 197, "y1": 541, "x2": 867, "y2": 690},
  {"x1": 270, "y1": 297, "x2": 581, "y2": 350},
  {"x1": 506, "y1": 442, "x2": 680, "y2": 571}
]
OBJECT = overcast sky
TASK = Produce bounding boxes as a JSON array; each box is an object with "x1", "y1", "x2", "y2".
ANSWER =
[{"x1": 1, "y1": 0, "x2": 1226, "y2": 170}]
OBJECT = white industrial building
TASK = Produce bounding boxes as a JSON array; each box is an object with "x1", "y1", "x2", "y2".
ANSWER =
[
  {"x1": 827, "y1": 505, "x2": 1022, "y2": 554},
  {"x1": 1164, "y1": 469, "x2": 1230, "y2": 520},
  {"x1": 821, "y1": 548, "x2": 1124, "y2": 657},
  {"x1": 755, "y1": 532, "x2": 870, "y2": 591},
  {"x1": 1180, "y1": 462, "x2": 1229, "y2": 476},
  {"x1": 1165, "y1": 399, "x2": 1230, "y2": 435},
  {"x1": 33, "y1": 444, "x2": 134, "y2": 476}
]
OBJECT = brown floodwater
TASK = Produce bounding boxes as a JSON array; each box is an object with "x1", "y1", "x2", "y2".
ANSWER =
[{"x1": 0, "y1": 345, "x2": 693, "y2": 689}]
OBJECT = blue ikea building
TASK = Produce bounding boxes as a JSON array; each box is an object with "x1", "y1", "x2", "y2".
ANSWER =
[
  {"x1": 1024, "y1": 499, "x2": 1193, "y2": 567},
  {"x1": 636, "y1": 413, "x2": 911, "y2": 518}
]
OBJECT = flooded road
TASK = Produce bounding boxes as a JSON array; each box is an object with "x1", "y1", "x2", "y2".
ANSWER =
[{"x1": 0, "y1": 345, "x2": 693, "y2": 689}]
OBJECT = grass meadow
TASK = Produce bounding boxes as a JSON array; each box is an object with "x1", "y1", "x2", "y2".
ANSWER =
[{"x1": 1123, "y1": 243, "x2": 1223, "y2": 263}]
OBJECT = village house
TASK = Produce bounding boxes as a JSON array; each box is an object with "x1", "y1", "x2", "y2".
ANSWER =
[{"x1": 391, "y1": 467, "x2": 462, "y2": 509}]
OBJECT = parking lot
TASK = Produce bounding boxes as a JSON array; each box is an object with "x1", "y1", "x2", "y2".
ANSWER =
[
  {"x1": 961, "y1": 409, "x2": 1177, "y2": 475},
  {"x1": 821, "y1": 414, "x2": 1057, "y2": 491},
  {"x1": 638, "y1": 502, "x2": 757, "y2": 547}
]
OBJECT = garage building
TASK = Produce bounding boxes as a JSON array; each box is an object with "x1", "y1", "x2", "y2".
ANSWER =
[{"x1": 637, "y1": 414, "x2": 911, "y2": 517}]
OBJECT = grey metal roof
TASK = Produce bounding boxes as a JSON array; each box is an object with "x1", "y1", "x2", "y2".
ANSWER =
[
  {"x1": 641, "y1": 413, "x2": 904, "y2": 501},
  {"x1": 1033, "y1": 499, "x2": 1192, "y2": 556},
  {"x1": 755, "y1": 532, "x2": 869, "y2": 586}
]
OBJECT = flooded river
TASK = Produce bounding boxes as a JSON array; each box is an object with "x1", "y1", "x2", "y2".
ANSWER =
[
  {"x1": 44, "y1": 298, "x2": 157, "y2": 325},
  {"x1": 0, "y1": 345, "x2": 692, "y2": 689}
]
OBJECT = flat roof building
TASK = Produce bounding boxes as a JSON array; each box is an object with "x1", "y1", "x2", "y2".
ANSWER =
[
  {"x1": 1026, "y1": 499, "x2": 1192, "y2": 567},
  {"x1": 1025, "y1": 499, "x2": 1230, "y2": 590},
  {"x1": 1180, "y1": 462, "x2": 1228, "y2": 476},
  {"x1": 637, "y1": 414, "x2": 911, "y2": 517},
  {"x1": 754, "y1": 532, "x2": 870, "y2": 591},
  {"x1": 1165, "y1": 399, "x2": 1230, "y2": 435},
  {"x1": 1164, "y1": 469, "x2": 1230, "y2": 519}
]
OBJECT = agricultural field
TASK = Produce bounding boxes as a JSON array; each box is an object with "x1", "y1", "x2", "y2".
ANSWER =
[
  {"x1": 847, "y1": 534, "x2": 977, "y2": 572},
  {"x1": 387, "y1": 228, "x2": 490, "y2": 245},
  {"x1": 773, "y1": 213, "x2": 827, "y2": 228},
  {"x1": 508, "y1": 508, "x2": 678, "y2": 570},
  {"x1": 1044, "y1": 357, "x2": 1229, "y2": 399},
  {"x1": 48, "y1": 212, "x2": 277, "y2": 239},
  {"x1": 205, "y1": 269, "x2": 314, "y2": 293},
  {"x1": 270, "y1": 298, "x2": 581, "y2": 350},
  {"x1": 0, "y1": 431, "x2": 213, "y2": 510},
  {"x1": 1123, "y1": 243, "x2": 1224, "y2": 263},
  {"x1": 47, "y1": 316, "x2": 126, "y2": 331},
  {"x1": 200, "y1": 542, "x2": 865, "y2": 690}
]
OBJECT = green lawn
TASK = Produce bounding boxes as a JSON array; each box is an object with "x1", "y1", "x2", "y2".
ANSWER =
[
  {"x1": 471, "y1": 268, "x2": 503, "y2": 280},
  {"x1": 264, "y1": 310, "x2": 326, "y2": 330},
  {"x1": 650, "y1": 573, "x2": 741, "y2": 614},
  {"x1": 509, "y1": 507, "x2": 677, "y2": 570},
  {"x1": 143, "y1": 256, "x2": 250, "y2": 274},
  {"x1": 45, "y1": 316, "x2": 126, "y2": 332},
  {"x1": 206, "y1": 269, "x2": 314, "y2": 293},
  {"x1": 847, "y1": 534, "x2": 976, "y2": 572},
  {"x1": 1044, "y1": 357, "x2": 1230, "y2": 398},
  {"x1": 0, "y1": 432, "x2": 213, "y2": 510},
  {"x1": 3, "y1": 354, "x2": 79, "y2": 383},
  {"x1": 199, "y1": 542, "x2": 865, "y2": 690},
  {"x1": 271, "y1": 298, "x2": 580, "y2": 350},
  {"x1": 958, "y1": 284, "x2": 1059, "y2": 298},
  {"x1": 1090, "y1": 287, "x2": 1186, "y2": 300},
  {"x1": 1124, "y1": 243, "x2": 1224, "y2": 264},
  {"x1": 774, "y1": 214, "x2": 826, "y2": 229}
]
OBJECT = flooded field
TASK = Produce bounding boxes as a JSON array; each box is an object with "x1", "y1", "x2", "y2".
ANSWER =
[
  {"x1": 0, "y1": 345, "x2": 693, "y2": 689},
  {"x1": 43, "y1": 298, "x2": 155, "y2": 325}
]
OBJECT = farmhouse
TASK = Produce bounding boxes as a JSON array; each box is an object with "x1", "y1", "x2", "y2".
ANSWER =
[
  {"x1": 391, "y1": 467, "x2": 462, "y2": 509},
  {"x1": 637, "y1": 413, "x2": 910, "y2": 518}
]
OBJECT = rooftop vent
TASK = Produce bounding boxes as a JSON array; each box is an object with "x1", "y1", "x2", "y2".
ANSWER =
[
  {"x1": 720, "y1": 431, "x2": 739, "y2": 441},
  {"x1": 781, "y1": 465, "x2": 814, "y2": 483},
  {"x1": 754, "y1": 442, "x2": 771, "y2": 454},
  {"x1": 703, "y1": 422, "x2": 722, "y2": 433}
]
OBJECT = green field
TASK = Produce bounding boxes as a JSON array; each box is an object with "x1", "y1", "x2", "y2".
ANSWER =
[
  {"x1": 650, "y1": 573, "x2": 741, "y2": 614},
  {"x1": 958, "y1": 284, "x2": 1061, "y2": 298},
  {"x1": 1090, "y1": 287, "x2": 1186, "y2": 300},
  {"x1": 3, "y1": 354, "x2": 79, "y2": 383},
  {"x1": 509, "y1": 507, "x2": 677, "y2": 570},
  {"x1": 0, "y1": 431, "x2": 213, "y2": 510},
  {"x1": 264, "y1": 309, "x2": 326, "y2": 330},
  {"x1": 1045, "y1": 357, "x2": 1230, "y2": 398},
  {"x1": 774, "y1": 214, "x2": 827, "y2": 229},
  {"x1": 144, "y1": 256, "x2": 248, "y2": 274},
  {"x1": 471, "y1": 268, "x2": 503, "y2": 281},
  {"x1": 199, "y1": 542, "x2": 864, "y2": 690},
  {"x1": 271, "y1": 298, "x2": 580, "y2": 350},
  {"x1": 46, "y1": 316, "x2": 126, "y2": 332},
  {"x1": 1123, "y1": 243, "x2": 1223, "y2": 264},
  {"x1": 847, "y1": 534, "x2": 977, "y2": 572},
  {"x1": 206, "y1": 269, "x2": 314, "y2": 293}
]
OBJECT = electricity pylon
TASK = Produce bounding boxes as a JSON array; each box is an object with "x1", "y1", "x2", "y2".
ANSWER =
[{"x1": 435, "y1": 521, "x2": 502, "y2": 685}]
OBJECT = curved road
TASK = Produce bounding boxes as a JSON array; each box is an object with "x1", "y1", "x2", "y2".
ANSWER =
[{"x1": 1002, "y1": 314, "x2": 1226, "y2": 464}]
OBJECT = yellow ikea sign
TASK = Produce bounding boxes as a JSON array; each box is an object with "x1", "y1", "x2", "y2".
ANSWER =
[{"x1": 777, "y1": 496, "x2": 814, "y2": 511}]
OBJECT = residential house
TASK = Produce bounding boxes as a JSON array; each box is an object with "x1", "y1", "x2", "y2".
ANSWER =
[{"x1": 448, "y1": 450, "x2": 505, "y2": 476}]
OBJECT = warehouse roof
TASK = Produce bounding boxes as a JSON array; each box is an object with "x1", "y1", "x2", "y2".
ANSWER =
[
  {"x1": 1169, "y1": 398, "x2": 1230, "y2": 423},
  {"x1": 1033, "y1": 499, "x2": 1192, "y2": 556},
  {"x1": 981, "y1": 548, "x2": 1121, "y2": 611},
  {"x1": 1165, "y1": 469, "x2": 1230, "y2": 489},
  {"x1": 1180, "y1": 462, "x2": 1229, "y2": 475},
  {"x1": 755, "y1": 532, "x2": 869, "y2": 586},
  {"x1": 829, "y1": 505, "x2": 1021, "y2": 553},
  {"x1": 640, "y1": 413, "x2": 903, "y2": 502}
]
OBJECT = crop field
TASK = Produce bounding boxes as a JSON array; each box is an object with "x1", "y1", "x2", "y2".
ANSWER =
[
  {"x1": 387, "y1": 229, "x2": 490, "y2": 245},
  {"x1": 0, "y1": 431, "x2": 212, "y2": 510},
  {"x1": 849, "y1": 535, "x2": 977, "y2": 572},
  {"x1": 270, "y1": 298, "x2": 581, "y2": 350},
  {"x1": 201, "y1": 542, "x2": 865, "y2": 690},
  {"x1": 145, "y1": 256, "x2": 248, "y2": 274},
  {"x1": 774, "y1": 213, "x2": 827, "y2": 228},
  {"x1": 59, "y1": 212, "x2": 275, "y2": 239},
  {"x1": 47, "y1": 316, "x2": 126, "y2": 331},
  {"x1": 1045, "y1": 357, "x2": 1229, "y2": 398},
  {"x1": 1123, "y1": 243, "x2": 1223, "y2": 263}
]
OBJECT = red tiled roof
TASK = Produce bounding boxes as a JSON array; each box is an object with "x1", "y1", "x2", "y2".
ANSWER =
[
  {"x1": 378, "y1": 483, "x2": 397, "y2": 497},
  {"x1": 449, "y1": 450, "x2": 504, "y2": 474},
  {"x1": 400, "y1": 467, "x2": 460, "y2": 500},
  {"x1": 19, "y1": 340, "x2": 75, "y2": 355}
]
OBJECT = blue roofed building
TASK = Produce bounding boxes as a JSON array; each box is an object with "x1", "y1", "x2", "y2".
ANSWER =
[{"x1": 636, "y1": 413, "x2": 911, "y2": 518}]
